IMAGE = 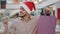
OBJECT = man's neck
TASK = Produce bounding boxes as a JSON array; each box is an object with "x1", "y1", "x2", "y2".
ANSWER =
[{"x1": 23, "y1": 14, "x2": 31, "y2": 22}]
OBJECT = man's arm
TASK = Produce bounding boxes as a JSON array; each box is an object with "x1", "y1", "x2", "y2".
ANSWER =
[
  {"x1": 9, "y1": 23, "x2": 16, "y2": 34},
  {"x1": 32, "y1": 24, "x2": 38, "y2": 34},
  {"x1": 32, "y1": 17, "x2": 39, "y2": 34}
]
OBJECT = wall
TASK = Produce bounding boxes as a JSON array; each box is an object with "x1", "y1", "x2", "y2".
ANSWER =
[
  {"x1": 55, "y1": 2, "x2": 60, "y2": 18},
  {"x1": 37, "y1": 0, "x2": 60, "y2": 9}
]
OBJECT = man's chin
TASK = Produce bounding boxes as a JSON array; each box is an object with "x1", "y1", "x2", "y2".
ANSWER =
[
  {"x1": 20, "y1": 15, "x2": 23, "y2": 17},
  {"x1": 20, "y1": 15, "x2": 26, "y2": 17},
  {"x1": 20, "y1": 15, "x2": 22, "y2": 17}
]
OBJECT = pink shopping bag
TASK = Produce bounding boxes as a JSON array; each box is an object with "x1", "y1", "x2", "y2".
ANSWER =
[{"x1": 38, "y1": 16, "x2": 56, "y2": 34}]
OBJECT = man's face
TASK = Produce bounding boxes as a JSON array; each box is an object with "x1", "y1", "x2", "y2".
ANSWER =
[
  {"x1": 19, "y1": 7, "x2": 27, "y2": 17},
  {"x1": 45, "y1": 9, "x2": 50, "y2": 14}
]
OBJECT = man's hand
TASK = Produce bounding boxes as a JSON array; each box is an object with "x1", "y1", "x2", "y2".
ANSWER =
[{"x1": 0, "y1": 32, "x2": 3, "y2": 34}]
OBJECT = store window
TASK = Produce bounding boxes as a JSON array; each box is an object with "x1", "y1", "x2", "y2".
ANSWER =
[
  {"x1": 0, "y1": 0, "x2": 1, "y2": 9},
  {"x1": 57, "y1": 8, "x2": 60, "y2": 20},
  {"x1": 1, "y1": 0, "x2": 6, "y2": 9}
]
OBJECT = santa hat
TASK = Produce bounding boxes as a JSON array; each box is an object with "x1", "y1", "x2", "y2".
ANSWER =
[
  {"x1": 9, "y1": 2, "x2": 36, "y2": 17},
  {"x1": 20, "y1": 2, "x2": 36, "y2": 14}
]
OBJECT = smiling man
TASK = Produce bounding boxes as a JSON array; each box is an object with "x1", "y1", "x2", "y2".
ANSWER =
[{"x1": 10, "y1": 2, "x2": 39, "y2": 34}]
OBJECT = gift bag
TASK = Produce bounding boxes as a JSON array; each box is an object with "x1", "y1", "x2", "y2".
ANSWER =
[{"x1": 38, "y1": 16, "x2": 56, "y2": 34}]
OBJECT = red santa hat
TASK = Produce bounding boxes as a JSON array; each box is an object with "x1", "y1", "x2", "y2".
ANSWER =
[
  {"x1": 20, "y1": 2, "x2": 36, "y2": 14},
  {"x1": 9, "y1": 2, "x2": 36, "y2": 17}
]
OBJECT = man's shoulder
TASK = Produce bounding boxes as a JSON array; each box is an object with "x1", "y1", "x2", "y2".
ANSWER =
[
  {"x1": 13, "y1": 17, "x2": 22, "y2": 23},
  {"x1": 13, "y1": 17, "x2": 21, "y2": 21},
  {"x1": 31, "y1": 16, "x2": 40, "y2": 21},
  {"x1": 31, "y1": 16, "x2": 39, "y2": 19}
]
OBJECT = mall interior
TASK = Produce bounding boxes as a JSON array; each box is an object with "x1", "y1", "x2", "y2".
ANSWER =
[{"x1": 0, "y1": 0, "x2": 60, "y2": 34}]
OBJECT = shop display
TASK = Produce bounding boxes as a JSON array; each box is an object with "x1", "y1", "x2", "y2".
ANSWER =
[
  {"x1": 40, "y1": 8, "x2": 44, "y2": 15},
  {"x1": 1, "y1": 0, "x2": 6, "y2": 9},
  {"x1": 40, "y1": 7, "x2": 55, "y2": 16},
  {"x1": 13, "y1": 0, "x2": 20, "y2": 4},
  {"x1": 0, "y1": 0, "x2": 1, "y2": 9},
  {"x1": 57, "y1": 8, "x2": 60, "y2": 20},
  {"x1": 0, "y1": 22, "x2": 5, "y2": 34}
]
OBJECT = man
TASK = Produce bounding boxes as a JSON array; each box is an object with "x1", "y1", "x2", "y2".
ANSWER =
[
  {"x1": 41, "y1": 8, "x2": 51, "y2": 16},
  {"x1": 10, "y1": 2, "x2": 39, "y2": 34},
  {"x1": 44, "y1": 8, "x2": 51, "y2": 16}
]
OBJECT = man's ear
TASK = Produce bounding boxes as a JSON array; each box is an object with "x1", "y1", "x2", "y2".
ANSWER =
[{"x1": 23, "y1": 11, "x2": 27, "y2": 14}]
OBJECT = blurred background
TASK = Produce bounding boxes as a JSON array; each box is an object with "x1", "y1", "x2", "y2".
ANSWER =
[{"x1": 0, "y1": 0, "x2": 60, "y2": 34}]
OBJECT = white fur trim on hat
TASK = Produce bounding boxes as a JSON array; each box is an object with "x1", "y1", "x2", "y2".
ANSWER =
[{"x1": 20, "y1": 2, "x2": 31, "y2": 14}]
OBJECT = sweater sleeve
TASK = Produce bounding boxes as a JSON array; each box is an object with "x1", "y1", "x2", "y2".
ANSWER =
[
  {"x1": 32, "y1": 24, "x2": 38, "y2": 34},
  {"x1": 32, "y1": 16, "x2": 39, "y2": 34},
  {"x1": 9, "y1": 21, "x2": 16, "y2": 34}
]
